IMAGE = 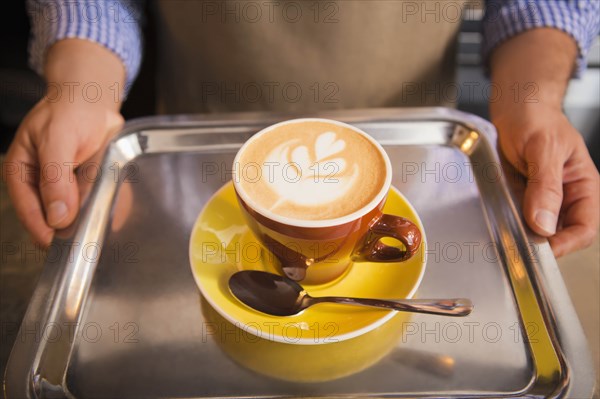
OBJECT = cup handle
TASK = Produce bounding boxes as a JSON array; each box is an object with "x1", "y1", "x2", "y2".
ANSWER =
[{"x1": 354, "y1": 214, "x2": 422, "y2": 262}]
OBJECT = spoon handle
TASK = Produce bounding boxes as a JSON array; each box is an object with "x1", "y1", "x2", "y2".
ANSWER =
[{"x1": 311, "y1": 296, "x2": 473, "y2": 317}]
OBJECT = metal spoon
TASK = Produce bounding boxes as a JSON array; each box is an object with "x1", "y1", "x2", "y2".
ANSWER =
[{"x1": 229, "y1": 271, "x2": 473, "y2": 317}]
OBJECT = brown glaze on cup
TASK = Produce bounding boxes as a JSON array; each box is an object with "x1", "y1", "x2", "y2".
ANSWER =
[
  {"x1": 353, "y1": 214, "x2": 422, "y2": 262},
  {"x1": 237, "y1": 194, "x2": 421, "y2": 285}
]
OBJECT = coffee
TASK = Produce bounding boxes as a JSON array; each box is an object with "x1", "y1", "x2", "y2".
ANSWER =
[{"x1": 235, "y1": 120, "x2": 388, "y2": 220}]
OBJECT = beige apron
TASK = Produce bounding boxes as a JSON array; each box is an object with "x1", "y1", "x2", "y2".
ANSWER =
[{"x1": 154, "y1": 0, "x2": 465, "y2": 114}]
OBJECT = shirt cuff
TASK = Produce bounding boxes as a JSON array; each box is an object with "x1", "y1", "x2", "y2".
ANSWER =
[
  {"x1": 27, "y1": 0, "x2": 143, "y2": 94},
  {"x1": 482, "y1": 0, "x2": 600, "y2": 77}
]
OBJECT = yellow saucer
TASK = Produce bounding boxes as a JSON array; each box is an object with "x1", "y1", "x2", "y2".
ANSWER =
[{"x1": 189, "y1": 182, "x2": 426, "y2": 345}]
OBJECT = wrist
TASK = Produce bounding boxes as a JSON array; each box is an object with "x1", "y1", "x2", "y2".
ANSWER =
[
  {"x1": 44, "y1": 39, "x2": 125, "y2": 111},
  {"x1": 489, "y1": 93, "x2": 562, "y2": 123},
  {"x1": 42, "y1": 81, "x2": 123, "y2": 113},
  {"x1": 489, "y1": 28, "x2": 576, "y2": 120}
]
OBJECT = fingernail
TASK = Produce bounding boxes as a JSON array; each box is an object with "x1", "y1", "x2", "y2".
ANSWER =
[
  {"x1": 47, "y1": 201, "x2": 68, "y2": 227},
  {"x1": 534, "y1": 210, "x2": 557, "y2": 235}
]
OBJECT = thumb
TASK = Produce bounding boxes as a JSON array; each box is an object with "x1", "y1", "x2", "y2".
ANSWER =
[
  {"x1": 38, "y1": 133, "x2": 80, "y2": 229},
  {"x1": 522, "y1": 140, "x2": 564, "y2": 237}
]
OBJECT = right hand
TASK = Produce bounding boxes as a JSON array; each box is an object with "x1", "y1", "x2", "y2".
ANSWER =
[{"x1": 3, "y1": 97, "x2": 124, "y2": 246}]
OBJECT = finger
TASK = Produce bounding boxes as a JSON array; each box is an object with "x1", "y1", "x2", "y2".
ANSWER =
[
  {"x1": 549, "y1": 225, "x2": 597, "y2": 258},
  {"x1": 522, "y1": 136, "x2": 565, "y2": 237},
  {"x1": 37, "y1": 129, "x2": 80, "y2": 229},
  {"x1": 549, "y1": 165, "x2": 599, "y2": 257},
  {"x1": 4, "y1": 142, "x2": 54, "y2": 246},
  {"x1": 106, "y1": 111, "x2": 125, "y2": 139}
]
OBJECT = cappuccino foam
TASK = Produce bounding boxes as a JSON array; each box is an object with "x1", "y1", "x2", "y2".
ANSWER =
[{"x1": 235, "y1": 120, "x2": 387, "y2": 220}]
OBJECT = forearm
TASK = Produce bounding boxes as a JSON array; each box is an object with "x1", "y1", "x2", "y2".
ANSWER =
[
  {"x1": 489, "y1": 28, "x2": 577, "y2": 116},
  {"x1": 44, "y1": 39, "x2": 126, "y2": 112}
]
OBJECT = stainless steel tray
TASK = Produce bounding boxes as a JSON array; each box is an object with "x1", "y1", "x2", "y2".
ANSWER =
[{"x1": 4, "y1": 108, "x2": 595, "y2": 398}]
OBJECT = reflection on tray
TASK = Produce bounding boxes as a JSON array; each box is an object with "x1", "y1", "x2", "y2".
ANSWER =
[{"x1": 200, "y1": 296, "x2": 413, "y2": 382}]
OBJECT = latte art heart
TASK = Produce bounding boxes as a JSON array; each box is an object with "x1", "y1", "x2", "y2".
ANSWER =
[
  {"x1": 264, "y1": 132, "x2": 360, "y2": 210},
  {"x1": 235, "y1": 120, "x2": 387, "y2": 220}
]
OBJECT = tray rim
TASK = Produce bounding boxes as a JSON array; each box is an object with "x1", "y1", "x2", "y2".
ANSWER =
[{"x1": 3, "y1": 107, "x2": 595, "y2": 399}]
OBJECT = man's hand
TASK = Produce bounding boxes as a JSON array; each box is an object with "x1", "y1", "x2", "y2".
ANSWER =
[
  {"x1": 2, "y1": 39, "x2": 125, "y2": 246},
  {"x1": 490, "y1": 28, "x2": 599, "y2": 257},
  {"x1": 493, "y1": 103, "x2": 599, "y2": 257},
  {"x1": 4, "y1": 96, "x2": 123, "y2": 246}
]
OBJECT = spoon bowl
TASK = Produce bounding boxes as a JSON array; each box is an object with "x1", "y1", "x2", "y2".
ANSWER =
[{"x1": 229, "y1": 270, "x2": 307, "y2": 316}]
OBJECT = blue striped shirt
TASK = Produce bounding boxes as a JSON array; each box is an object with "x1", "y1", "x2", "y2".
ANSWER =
[
  {"x1": 27, "y1": 0, "x2": 144, "y2": 92},
  {"x1": 26, "y1": 0, "x2": 600, "y2": 93},
  {"x1": 482, "y1": 0, "x2": 600, "y2": 74}
]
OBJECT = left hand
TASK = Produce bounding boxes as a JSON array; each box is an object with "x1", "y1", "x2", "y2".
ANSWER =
[{"x1": 493, "y1": 102, "x2": 599, "y2": 257}]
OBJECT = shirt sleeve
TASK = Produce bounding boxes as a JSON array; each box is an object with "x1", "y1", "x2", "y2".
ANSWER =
[
  {"x1": 482, "y1": 0, "x2": 600, "y2": 77},
  {"x1": 26, "y1": 0, "x2": 144, "y2": 92}
]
